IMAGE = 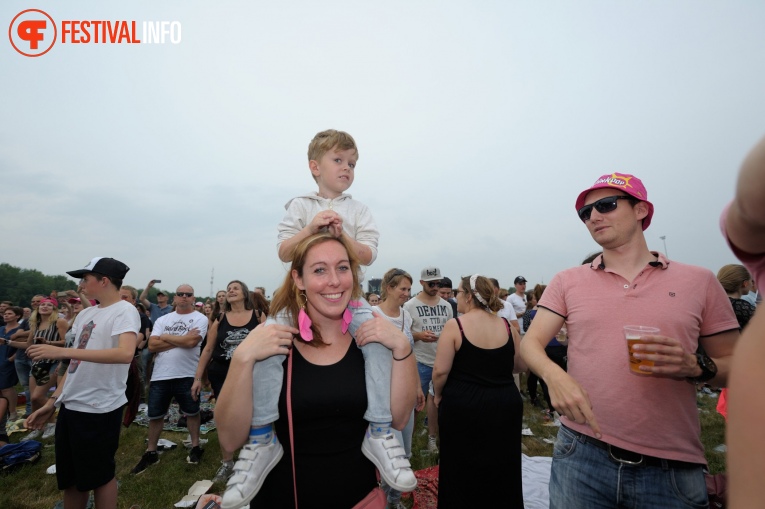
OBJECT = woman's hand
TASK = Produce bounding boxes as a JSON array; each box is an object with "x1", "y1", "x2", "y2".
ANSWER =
[
  {"x1": 232, "y1": 323, "x2": 298, "y2": 364},
  {"x1": 191, "y1": 379, "x2": 203, "y2": 401},
  {"x1": 416, "y1": 385, "x2": 426, "y2": 412},
  {"x1": 354, "y1": 312, "x2": 410, "y2": 356},
  {"x1": 195, "y1": 494, "x2": 222, "y2": 508}
]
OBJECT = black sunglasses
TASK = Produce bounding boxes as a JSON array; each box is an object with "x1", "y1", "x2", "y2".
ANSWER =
[
  {"x1": 176, "y1": 292, "x2": 194, "y2": 297},
  {"x1": 577, "y1": 196, "x2": 634, "y2": 222},
  {"x1": 426, "y1": 281, "x2": 444, "y2": 288}
]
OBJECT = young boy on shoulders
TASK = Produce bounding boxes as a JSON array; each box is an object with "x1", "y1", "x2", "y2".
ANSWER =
[
  {"x1": 26, "y1": 257, "x2": 139, "y2": 509},
  {"x1": 221, "y1": 130, "x2": 415, "y2": 509}
]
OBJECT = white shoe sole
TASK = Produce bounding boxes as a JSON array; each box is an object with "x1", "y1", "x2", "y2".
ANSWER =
[
  {"x1": 221, "y1": 445, "x2": 283, "y2": 509},
  {"x1": 361, "y1": 439, "x2": 417, "y2": 492}
]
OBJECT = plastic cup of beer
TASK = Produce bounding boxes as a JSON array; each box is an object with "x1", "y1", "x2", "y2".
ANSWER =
[{"x1": 623, "y1": 325, "x2": 660, "y2": 375}]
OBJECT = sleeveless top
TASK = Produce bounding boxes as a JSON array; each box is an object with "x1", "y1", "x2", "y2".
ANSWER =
[
  {"x1": 211, "y1": 311, "x2": 261, "y2": 363},
  {"x1": 253, "y1": 340, "x2": 376, "y2": 508},
  {"x1": 32, "y1": 321, "x2": 61, "y2": 343},
  {"x1": 449, "y1": 317, "x2": 516, "y2": 387},
  {"x1": 30, "y1": 321, "x2": 61, "y2": 366}
]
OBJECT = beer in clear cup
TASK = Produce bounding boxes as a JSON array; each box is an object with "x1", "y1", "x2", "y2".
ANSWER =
[{"x1": 623, "y1": 325, "x2": 660, "y2": 375}]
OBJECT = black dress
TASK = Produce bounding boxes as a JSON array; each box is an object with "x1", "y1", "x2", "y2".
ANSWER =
[
  {"x1": 438, "y1": 317, "x2": 524, "y2": 508},
  {"x1": 251, "y1": 340, "x2": 377, "y2": 508}
]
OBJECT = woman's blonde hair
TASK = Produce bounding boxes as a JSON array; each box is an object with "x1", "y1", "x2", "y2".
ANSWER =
[
  {"x1": 380, "y1": 268, "x2": 413, "y2": 301},
  {"x1": 717, "y1": 264, "x2": 751, "y2": 294},
  {"x1": 270, "y1": 232, "x2": 362, "y2": 346},
  {"x1": 31, "y1": 303, "x2": 59, "y2": 333}
]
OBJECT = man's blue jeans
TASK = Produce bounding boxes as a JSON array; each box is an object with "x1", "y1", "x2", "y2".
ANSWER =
[{"x1": 550, "y1": 425, "x2": 708, "y2": 509}]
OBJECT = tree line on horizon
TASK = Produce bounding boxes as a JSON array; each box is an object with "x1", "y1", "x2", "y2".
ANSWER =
[{"x1": 0, "y1": 262, "x2": 180, "y2": 307}]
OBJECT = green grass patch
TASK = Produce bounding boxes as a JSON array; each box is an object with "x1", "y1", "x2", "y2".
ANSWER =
[{"x1": 2, "y1": 389, "x2": 726, "y2": 508}]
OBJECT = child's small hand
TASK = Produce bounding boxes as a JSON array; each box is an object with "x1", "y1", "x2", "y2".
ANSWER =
[
  {"x1": 309, "y1": 210, "x2": 342, "y2": 234},
  {"x1": 328, "y1": 221, "x2": 343, "y2": 238}
]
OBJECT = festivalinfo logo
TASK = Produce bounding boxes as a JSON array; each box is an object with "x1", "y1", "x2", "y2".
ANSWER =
[{"x1": 9, "y1": 9, "x2": 182, "y2": 57}]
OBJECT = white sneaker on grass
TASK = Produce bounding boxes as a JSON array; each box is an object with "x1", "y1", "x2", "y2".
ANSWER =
[
  {"x1": 361, "y1": 430, "x2": 417, "y2": 493},
  {"x1": 21, "y1": 429, "x2": 41, "y2": 441},
  {"x1": 42, "y1": 423, "x2": 56, "y2": 439},
  {"x1": 213, "y1": 460, "x2": 234, "y2": 484},
  {"x1": 221, "y1": 439, "x2": 283, "y2": 509},
  {"x1": 427, "y1": 435, "x2": 439, "y2": 454}
]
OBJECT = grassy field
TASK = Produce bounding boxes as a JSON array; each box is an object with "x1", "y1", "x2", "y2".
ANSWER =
[{"x1": 2, "y1": 386, "x2": 726, "y2": 509}]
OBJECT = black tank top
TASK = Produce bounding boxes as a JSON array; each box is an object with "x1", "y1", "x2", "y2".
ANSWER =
[{"x1": 211, "y1": 311, "x2": 260, "y2": 363}]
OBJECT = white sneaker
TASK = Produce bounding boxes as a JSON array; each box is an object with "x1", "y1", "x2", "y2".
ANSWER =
[
  {"x1": 427, "y1": 435, "x2": 439, "y2": 454},
  {"x1": 22, "y1": 429, "x2": 41, "y2": 441},
  {"x1": 213, "y1": 460, "x2": 234, "y2": 484},
  {"x1": 42, "y1": 422, "x2": 57, "y2": 439},
  {"x1": 221, "y1": 439, "x2": 283, "y2": 509},
  {"x1": 361, "y1": 430, "x2": 417, "y2": 493}
]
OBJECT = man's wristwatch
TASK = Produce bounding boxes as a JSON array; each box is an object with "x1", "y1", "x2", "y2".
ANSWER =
[{"x1": 687, "y1": 351, "x2": 717, "y2": 384}]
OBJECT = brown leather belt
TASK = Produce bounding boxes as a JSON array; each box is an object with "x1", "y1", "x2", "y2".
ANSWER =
[{"x1": 564, "y1": 426, "x2": 703, "y2": 469}]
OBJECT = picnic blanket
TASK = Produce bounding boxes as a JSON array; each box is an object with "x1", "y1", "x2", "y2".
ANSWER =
[{"x1": 406, "y1": 455, "x2": 551, "y2": 509}]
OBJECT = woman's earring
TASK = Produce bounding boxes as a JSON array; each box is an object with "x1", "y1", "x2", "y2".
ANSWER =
[
  {"x1": 341, "y1": 308, "x2": 352, "y2": 334},
  {"x1": 298, "y1": 292, "x2": 313, "y2": 341}
]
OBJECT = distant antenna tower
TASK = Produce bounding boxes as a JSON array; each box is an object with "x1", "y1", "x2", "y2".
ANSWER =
[{"x1": 210, "y1": 267, "x2": 214, "y2": 298}]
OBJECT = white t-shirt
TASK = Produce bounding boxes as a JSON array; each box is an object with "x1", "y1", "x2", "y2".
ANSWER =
[
  {"x1": 58, "y1": 300, "x2": 140, "y2": 413},
  {"x1": 497, "y1": 300, "x2": 518, "y2": 322},
  {"x1": 151, "y1": 311, "x2": 208, "y2": 381},
  {"x1": 507, "y1": 293, "x2": 527, "y2": 317},
  {"x1": 372, "y1": 305, "x2": 414, "y2": 346},
  {"x1": 404, "y1": 296, "x2": 453, "y2": 367}
]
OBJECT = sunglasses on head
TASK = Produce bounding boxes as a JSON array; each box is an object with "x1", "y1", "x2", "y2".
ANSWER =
[
  {"x1": 577, "y1": 195, "x2": 634, "y2": 222},
  {"x1": 176, "y1": 292, "x2": 194, "y2": 298}
]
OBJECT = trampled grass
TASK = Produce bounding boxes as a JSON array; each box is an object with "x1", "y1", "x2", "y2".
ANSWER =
[{"x1": 1, "y1": 387, "x2": 726, "y2": 508}]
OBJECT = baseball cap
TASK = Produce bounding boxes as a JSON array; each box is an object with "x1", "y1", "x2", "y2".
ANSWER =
[
  {"x1": 421, "y1": 267, "x2": 442, "y2": 281},
  {"x1": 66, "y1": 257, "x2": 130, "y2": 279},
  {"x1": 440, "y1": 276, "x2": 453, "y2": 288},
  {"x1": 514, "y1": 276, "x2": 527, "y2": 284},
  {"x1": 156, "y1": 291, "x2": 166, "y2": 296},
  {"x1": 195, "y1": 302, "x2": 203, "y2": 308},
  {"x1": 575, "y1": 172, "x2": 654, "y2": 230}
]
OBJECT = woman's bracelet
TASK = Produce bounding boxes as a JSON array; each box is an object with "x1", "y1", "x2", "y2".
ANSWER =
[{"x1": 393, "y1": 345, "x2": 414, "y2": 361}]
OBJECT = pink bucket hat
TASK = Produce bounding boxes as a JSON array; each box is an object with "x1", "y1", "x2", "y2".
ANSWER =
[{"x1": 575, "y1": 172, "x2": 654, "y2": 230}]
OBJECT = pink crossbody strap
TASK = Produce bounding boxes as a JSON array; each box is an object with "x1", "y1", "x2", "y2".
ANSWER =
[{"x1": 287, "y1": 349, "x2": 298, "y2": 509}]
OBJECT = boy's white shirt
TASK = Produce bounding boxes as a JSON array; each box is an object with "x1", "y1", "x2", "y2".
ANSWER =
[
  {"x1": 58, "y1": 300, "x2": 140, "y2": 413},
  {"x1": 277, "y1": 192, "x2": 380, "y2": 264}
]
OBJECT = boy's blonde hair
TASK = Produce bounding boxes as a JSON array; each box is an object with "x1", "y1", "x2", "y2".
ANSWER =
[{"x1": 307, "y1": 129, "x2": 358, "y2": 165}]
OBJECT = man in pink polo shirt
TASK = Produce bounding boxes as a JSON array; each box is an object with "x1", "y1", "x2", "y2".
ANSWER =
[{"x1": 521, "y1": 172, "x2": 739, "y2": 509}]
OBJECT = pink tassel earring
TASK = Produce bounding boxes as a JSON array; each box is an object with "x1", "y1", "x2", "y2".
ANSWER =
[
  {"x1": 298, "y1": 292, "x2": 313, "y2": 341},
  {"x1": 341, "y1": 308, "x2": 352, "y2": 334}
]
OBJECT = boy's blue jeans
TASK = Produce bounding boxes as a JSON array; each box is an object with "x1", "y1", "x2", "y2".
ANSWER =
[{"x1": 251, "y1": 300, "x2": 392, "y2": 425}]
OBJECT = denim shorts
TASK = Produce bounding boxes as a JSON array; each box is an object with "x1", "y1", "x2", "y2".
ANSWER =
[
  {"x1": 550, "y1": 425, "x2": 709, "y2": 509},
  {"x1": 416, "y1": 362, "x2": 432, "y2": 399},
  {"x1": 148, "y1": 377, "x2": 200, "y2": 420}
]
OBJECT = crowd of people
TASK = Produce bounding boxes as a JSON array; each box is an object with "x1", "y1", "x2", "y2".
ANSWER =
[{"x1": 2, "y1": 129, "x2": 765, "y2": 509}]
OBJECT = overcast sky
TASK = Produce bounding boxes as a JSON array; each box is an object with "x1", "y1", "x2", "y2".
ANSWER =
[{"x1": 3, "y1": 1, "x2": 765, "y2": 300}]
